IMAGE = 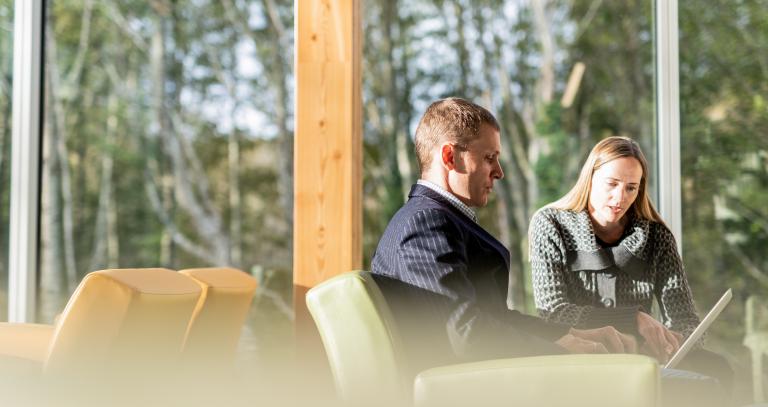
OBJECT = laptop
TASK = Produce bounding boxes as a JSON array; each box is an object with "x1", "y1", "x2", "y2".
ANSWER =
[{"x1": 664, "y1": 288, "x2": 732, "y2": 369}]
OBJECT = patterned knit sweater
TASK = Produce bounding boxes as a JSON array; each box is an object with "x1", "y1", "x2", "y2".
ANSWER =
[{"x1": 529, "y1": 207, "x2": 700, "y2": 338}]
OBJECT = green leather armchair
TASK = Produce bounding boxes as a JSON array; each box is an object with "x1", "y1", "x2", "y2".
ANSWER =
[{"x1": 306, "y1": 271, "x2": 660, "y2": 407}]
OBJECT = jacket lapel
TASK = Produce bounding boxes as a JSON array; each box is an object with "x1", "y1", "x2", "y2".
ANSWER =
[{"x1": 409, "y1": 184, "x2": 511, "y2": 268}]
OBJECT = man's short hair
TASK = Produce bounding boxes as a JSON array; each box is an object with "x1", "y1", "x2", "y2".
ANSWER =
[{"x1": 414, "y1": 97, "x2": 500, "y2": 175}]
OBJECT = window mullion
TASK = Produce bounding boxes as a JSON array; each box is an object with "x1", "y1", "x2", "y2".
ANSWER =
[
  {"x1": 655, "y1": 0, "x2": 683, "y2": 254},
  {"x1": 9, "y1": 0, "x2": 43, "y2": 322}
]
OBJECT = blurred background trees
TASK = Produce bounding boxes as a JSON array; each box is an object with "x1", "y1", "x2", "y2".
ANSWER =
[
  {"x1": 362, "y1": 0, "x2": 654, "y2": 309},
  {"x1": 0, "y1": 0, "x2": 766, "y2": 400}
]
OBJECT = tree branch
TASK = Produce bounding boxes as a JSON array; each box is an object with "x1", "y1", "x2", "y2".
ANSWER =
[{"x1": 725, "y1": 239, "x2": 768, "y2": 288}]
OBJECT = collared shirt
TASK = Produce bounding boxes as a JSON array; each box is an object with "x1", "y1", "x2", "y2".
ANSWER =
[{"x1": 417, "y1": 179, "x2": 477, "y2": 223}]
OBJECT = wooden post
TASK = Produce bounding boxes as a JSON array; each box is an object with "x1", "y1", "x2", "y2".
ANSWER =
[
  {"x1": 293, "y1": 0, "x2": 362, "y2": 398},
  {"x1": 294, "y1": 0, "x2": 362, "y2": 296}
]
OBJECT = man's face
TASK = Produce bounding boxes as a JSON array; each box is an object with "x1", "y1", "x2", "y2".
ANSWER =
[{"x1": 447, "y1": 124, "x2": 504, "y2": 207}]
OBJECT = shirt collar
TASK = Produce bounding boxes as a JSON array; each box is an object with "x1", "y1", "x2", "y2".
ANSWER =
[{"x1": 417, "y1": 179, "x2": 477, "y2": 223}]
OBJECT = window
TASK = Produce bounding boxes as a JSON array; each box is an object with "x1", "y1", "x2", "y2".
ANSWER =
[{"x1": 39, "y1": 0, "x2": 294, "y2": 360}]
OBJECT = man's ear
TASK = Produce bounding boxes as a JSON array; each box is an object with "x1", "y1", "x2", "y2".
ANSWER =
[{"x1": 440, "y1": 142, "x2": 457, "y2": 170}]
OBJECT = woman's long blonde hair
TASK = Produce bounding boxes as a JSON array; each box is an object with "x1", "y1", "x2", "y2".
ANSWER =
[{"x1": 548, "y1": 136, "x2": 664, "y2": 223}]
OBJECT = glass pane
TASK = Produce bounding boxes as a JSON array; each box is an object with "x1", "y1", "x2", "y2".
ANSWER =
[
  {"x1": 362, "y1": 0, "x2": 654, "y2": 310},
  {"x1": 679, "y1": 1, "x2": 768, "y2": 401},
  {"x1": 0, "y1": 0, "x2": 12, "y2": 321},
  {"x1": 40, "y1": 0, "x2": 293, "y2": 364}
]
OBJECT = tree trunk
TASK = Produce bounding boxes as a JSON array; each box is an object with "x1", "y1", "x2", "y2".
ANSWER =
[
  {"x1": 41, "y1": 87, "x2": 66, "y2": 320},
  {"x1": 495, "y1": 39, "x2": 531, "y2": 310},
  {"x1": 229, "y1": 129, "x2": 242, "y2": 268},
  {"x1": 89, "y1": 94, "x2": 119, "y2": 271},
  {"x1": 263, "y1": 0, "x2": 294, "y2": 237},
  {"x1": 44, "y1": 16, "x2": 78, "y2": 293},
  {"x1": 148, "y1": 6, "x2": 229, "y2": 265},
  {"x1": 381, "y1": 0, "x2": 411, "y2": 201},
  {"x1": 451, "y1": 0, "x2": 470, "y2": 96}
]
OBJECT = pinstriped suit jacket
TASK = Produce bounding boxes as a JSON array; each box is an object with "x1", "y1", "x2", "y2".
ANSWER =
[{"x1": 372, "y1": 184, "x2": 569, "y2": 363}]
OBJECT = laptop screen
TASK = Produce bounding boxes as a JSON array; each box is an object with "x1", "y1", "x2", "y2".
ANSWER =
[{"x1": 664, "y1": 288, "x2": 732, "y2": 369}]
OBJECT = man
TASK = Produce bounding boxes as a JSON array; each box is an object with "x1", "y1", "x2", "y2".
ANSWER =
[{"x1": 371, "y1": 97, "x2": 636, "y2": 363}]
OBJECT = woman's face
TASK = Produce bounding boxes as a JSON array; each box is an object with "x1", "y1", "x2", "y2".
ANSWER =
[{"x1": 588, "y1": 156, "x2": 643, "y2": 228}]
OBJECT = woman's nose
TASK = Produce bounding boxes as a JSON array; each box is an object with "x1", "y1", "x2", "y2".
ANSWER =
[{"x1": 614, "y1": 186, "x2": 626, "y2": 203}]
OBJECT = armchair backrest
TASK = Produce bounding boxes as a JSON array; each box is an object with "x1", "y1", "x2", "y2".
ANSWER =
[
  {"x1": 305, "y1": 271, "x2": 409, "y2": 405},
  {"x1": 43, "y1": 268, "x2": 202, "y2": 375},
  {"x1": 179, "y1": 267, "x2": 258, "y2": 366}
]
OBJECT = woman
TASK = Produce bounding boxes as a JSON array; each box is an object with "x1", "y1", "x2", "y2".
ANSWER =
[
  {"x1": 529, "y1": 137, "x2": 733, "y2": 405},
  {"x1": 528, "y1": 137, "x2": 725, "y2": 374}
]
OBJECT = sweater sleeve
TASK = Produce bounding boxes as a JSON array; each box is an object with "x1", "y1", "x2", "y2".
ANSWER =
[
  {"x1": 652, "y1": 224, "x2": 700, "y2": 339},
  {"x1": 529, "y1": 210, "x2": 640, "y2": 335}
]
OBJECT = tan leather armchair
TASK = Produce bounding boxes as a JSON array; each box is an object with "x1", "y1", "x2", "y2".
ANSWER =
[{"x1": 0, "y1": 268, "x2": 201, "y2": 378}]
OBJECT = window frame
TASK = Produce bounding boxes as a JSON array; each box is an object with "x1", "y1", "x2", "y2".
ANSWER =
[
  {"x1": 9, "y1": 0, "x2": 43, "y2": 322},
  {"x1": 654, "y1": 0, "x2": 683, "y2": 252}
]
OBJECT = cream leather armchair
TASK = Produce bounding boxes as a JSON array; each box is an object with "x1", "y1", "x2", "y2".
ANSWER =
[{"x1": 306, "y1": 271, "x2": 660, "y2": 407}]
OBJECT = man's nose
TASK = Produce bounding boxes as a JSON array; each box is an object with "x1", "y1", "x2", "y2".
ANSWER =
[{"x1": 494, "y1": 162, "x2": 504, "y2": 179}]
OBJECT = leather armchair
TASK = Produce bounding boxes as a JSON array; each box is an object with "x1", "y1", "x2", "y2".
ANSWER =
[
  {"x1": 306, "y1": 271, "x2": 660, "y2": 407},
  {"x1": 0, "y1": 268, "x2": 201, "y2": 377}
]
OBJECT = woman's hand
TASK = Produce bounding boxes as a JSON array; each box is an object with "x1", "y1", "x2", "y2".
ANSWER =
[
  {"x1": 556, "y1": 326, "x2": 637, "y2": 354},
  {"x1": 637, "y1": 311, "x2": 683, "y2": 363},
  {"x1": 555, "y1": 333, "x2": 608, "y2": 354},
  {"x1": 569, "y1": 326, "x2": 637, "y2": 353}
]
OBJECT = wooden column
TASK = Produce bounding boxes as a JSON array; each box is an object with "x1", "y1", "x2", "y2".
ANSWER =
[
  {"x1": 294, "y1": 0, "x2": 362, "y2": 325},
  {"x1": 293, "y1": 2, "x2": 361, "y2": 400}
]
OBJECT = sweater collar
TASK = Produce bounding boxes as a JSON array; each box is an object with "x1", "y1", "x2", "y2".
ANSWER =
[{"x1": 566, "y1": 210, "x2": 650, "y2": 277}]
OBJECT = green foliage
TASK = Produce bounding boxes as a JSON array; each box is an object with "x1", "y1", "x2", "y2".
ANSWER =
[{"x1": 677, "y1": 1, "x2": 768, "y2": 371}]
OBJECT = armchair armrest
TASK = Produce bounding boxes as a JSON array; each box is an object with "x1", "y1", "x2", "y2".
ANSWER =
[
  {"x1": 0, "y1": 323, "x2": 55, "y2": 362},
  {"x1": 414, "y1": 354, "x2": 659, "y2": 407}
]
